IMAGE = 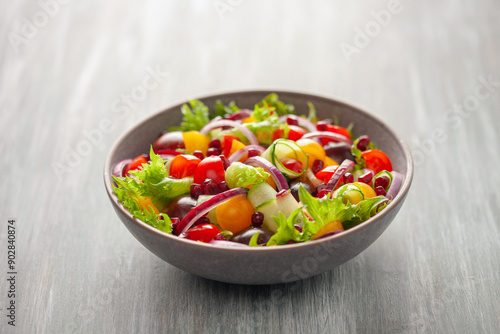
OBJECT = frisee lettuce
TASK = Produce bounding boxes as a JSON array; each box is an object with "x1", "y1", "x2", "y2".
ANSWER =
[
  {"x1": 257, "y1": 93, "x2": 295, "y2": 116},
  {"x1": 267, "y1": 208, "x2": 305, "y2": 246},
  {"x1": 213, "y1": 99, "x2": 239, "y2": 119},
  {"x1": 170, "y1": 100, "x2": 210, "y2": 132}
]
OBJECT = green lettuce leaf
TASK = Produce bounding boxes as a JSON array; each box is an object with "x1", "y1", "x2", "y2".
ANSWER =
[
  {"x1": 170, "y1": 100, "x2": 210, "y2": 132},
  {"x1": 212, "y1": 99, "x2": 239, "y2": 119},
  {"x1": 307, "y1": 102, "x2": 317, "y2": 123},
  {"x1": 224, "y1": 162, "x2": 270, "y2": 189},
  {"x1": 257, "y1": 93, "x2": 295, "y2": 116},
  {"x1": 342, "y1": 196, "x2": 389, "y2": 230},
  {"x1": 267, "y1": 207, "x2": 305, "y2": 246}
]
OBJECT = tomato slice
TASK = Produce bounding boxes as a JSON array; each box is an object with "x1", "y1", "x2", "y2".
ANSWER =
[
  {"x1": 169, "y1": 154, "x2": 201, "y2": 179},
  {"x1": 122, "y1": 155, "x2": 148, "y2": 177},
  {"x1": 361, "y1": 149, "x2": 393, "y2": 174},
  {"x1": 222, "y1": 135, "x2": 241, "y2": 157},
  {"x1": 320, "y1": 125, "x2": 351, "y2": 145},
  {"x1": 315, "y1": 165, "x2": 339, "y2": 183},
  {"x1": 193, "y1": 156, "x2": 226, "y2": 184},
  {"x1": 183, "y1": 224, "x2": 220, "y2": 242},
  {"x1": 280, "y1": 158, "x2": 303, "y2": 174}
]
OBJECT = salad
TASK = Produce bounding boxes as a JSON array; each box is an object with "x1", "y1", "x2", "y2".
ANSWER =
[{"x1": 111, "y1": 94, "x2": 403, "y2": 247}]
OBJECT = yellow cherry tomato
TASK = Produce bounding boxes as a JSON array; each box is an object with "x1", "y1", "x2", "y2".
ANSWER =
[
  {"x1": 353, "y1": 182, "x2": 377, "y2": 199},
  {"x1": 324, "y1": 156, "x2": 338, "y2": 167},
  {"x1": 182, "y1": 131, "x2": 210, "y2": 155},
  {"x1": 296, "y1": 139, "x2": 326, "y2": 169},
  {"x1": 215, "y1": 197, "x2": 254, "y2": 234},
  {"x1": 312, "y1": 220, "x2": 344, "y2": 240},
  {"x1": 242, "y1": 116, "x2": 256, "y2": 123}
]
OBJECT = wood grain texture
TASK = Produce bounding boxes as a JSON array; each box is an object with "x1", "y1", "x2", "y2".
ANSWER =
[{"x1": 1, "y1": 0, "x2": 499, "y2": 333}]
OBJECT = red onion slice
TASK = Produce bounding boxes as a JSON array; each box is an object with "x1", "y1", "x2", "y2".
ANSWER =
[
  {"x1": 278, "y1": 115, "x2": 316, "y2": 132},
  {"x1": 228, "y1": 145, "x2": 266, "y2": 163},
  {"x1": 244, "y1": 156, "x2": 289, "y2": 191},
  {"x1": 200, "y1": 120, "x2": 259, "y2": 146},
  {"x1": 226, "y1": 109, "x2": 252, "y2": 121},
  {"x1": 208, "y1": 240, "x2": 250, "y2": 248},
  {"x1": 302, "y1": 131, "x2": 353, "y2": 145},
  {"x1": 177, "y1": 188, "x2": 249, "y2": 234},
  {"x1": 112, "y1": 159, "x2": 132, "y2": 178},
  {"x1": 325, "y1": 159, "x2": 355, "y2": 193},
  {"x1": 151, "y1": 149, "x2": 181, "y2": 160},
  {"x1": 386, "y1": 171, "x2": 403, "y2": 200}
]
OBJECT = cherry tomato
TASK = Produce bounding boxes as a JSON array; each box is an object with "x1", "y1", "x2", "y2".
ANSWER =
[
  {"x1": 280, "y1": 158, "x2": 303, "y2": 174},
  {"x1": 361, "y1": 149, "x2": 393, "y2": 174},
  {"x1": 169, "y1": 154, "x2": 201, "y2": 179},
  {"x1": 272, "y1": 125, "x2": 308, "y2": 141},
  {"x1": 353, "y1": 182, "x2": 376, "y2": 199},
  {"x1": 222, "y1": 135, "x2": 241, "y2": 157},
  {"x1": 315, "y1": 165, "x2": 339, "y2": 183},
  {"x1": 122, "y1": 155, "x2": 148, "y2": 176},
  {"x1": 312, "y1": 220, "x2": 344, "y2": 240},
  {"x1": 319, "y1": 125, "x2": 351, "y2": 145},
  {"x1": 215, "y1": 197, "x2": 254, "y2": 234},
  {"x1": 183, "y1": 224, "x2": 220, "y2": 242},
  {"x1": 193, "y1": 156, "x2": 225, "y2": 184}
]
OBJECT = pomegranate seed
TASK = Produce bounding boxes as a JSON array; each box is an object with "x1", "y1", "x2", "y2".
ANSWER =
[
  {"x1": 317, "y1": 122, "x2": 327, "y2": 131},
  {"x1": 209, "y1": 139, "x2": 221, "y2": 149},
  {"x1": 343, "y1": 172, "x2": 354, "y2": 184},
  {"x1": 248, "y1": 148, "x2": 260, "y2": 157},
  {"x1": 317, "y1": 189, "x2": 330, "y2": 198},
  {"x1": 219, "y1": 155, "x2": 230, "y2": 169},
  {"x1": 358, "y1": 172, "x2": 373, "y2": 184},
  {"x1": 286, "y1": 116, "x2": 299, "y2": 126},
  {"x1": 356, "y1": 135, "x2": 371, "y2": 151},
  {"x1": 193, "y1": 150, "x2": 204, "y2": 160},
  {"x1": 190, "y1": 183, "x2": 203, "y2": 199},
  {"x1": 203, "y1": 179, "x2": 217, "y2": 195},
  {"x1": 315, "y1": 183, "x2": 327, "y2": 196},
  {"x1": 375, "y1": 186, "x2": 387, "y2": 196},
  {"x1": 207, "y1": 147, "x2": 221, "y2": 156},
  {"x1": 214, "y1": 233, "x2": 226, "y2": 240},
  {"x1": 216, "y1": 181, "x2": 229, "y2": 193},
  {"x1": 312, "y1": 159, "x2": 324, "y2": 174},
  {"x1": 374, "y1": 175, "x2": 390, "y2": 189},
  {"x1": 251, "y1": 212, "x2": 264, "y2": 227}
]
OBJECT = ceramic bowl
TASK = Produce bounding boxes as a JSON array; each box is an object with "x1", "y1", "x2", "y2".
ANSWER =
[{"x1": 103, "y1": 90, "x2": 413, "y2": 285}]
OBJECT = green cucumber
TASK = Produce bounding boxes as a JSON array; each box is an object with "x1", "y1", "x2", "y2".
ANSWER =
[
  {"x1": 275, "y1": 190, "x2": 302, "y2": 224},
  {"x1": 333, "y1": 184, "x2": 364, "y2": 205},
  {"x1": 261, "y1": 139, "x2": 308, "y2": 178},
  {"x1": 247, "y1": 182, "x2": 277, "y2": 208},
  {"x1": 255, "y1": 199, "x2": 280, "y2": 232}
]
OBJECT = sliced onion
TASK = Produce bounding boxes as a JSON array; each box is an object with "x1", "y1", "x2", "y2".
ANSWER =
[
  {"x1": 226, "y1": 109, "x2": 252, "y2": 121},
  {"x1": 278, "y1": 115, "x2": 316, "y2": 132},
  {"x1": 325, "y1": 159, "x2": 355, "y2": 193},
  {"x1": 302, "y1": 131, "x2": 352, "y2": 145},
  {"x1": 208, "y1": 240, "x2": 249, "y2": 248},
  {"x1": 300, "y1": 169, "x2": 323, "y2": 188},
  {"x1": 200, "y1": 120, "x2": 258, "y2": 145},
  {"x1": 228, "y1": 145, "x2": 266, "y2": 163},
  {"x1": 152, "y1": 149, "x2": 181, "y2": 160},
  {"x1": 112, "y1": 159, "x2": 132, "y2": 178},
  {"x1": 177, "y1": 188, "x2": 249, "y2": 234},
  {"x1": 244, "y1": 156, "x2": 289, "y2": 191},
  {"x1": 386, "y1": 171, "x2": 403, "y2": 200}
]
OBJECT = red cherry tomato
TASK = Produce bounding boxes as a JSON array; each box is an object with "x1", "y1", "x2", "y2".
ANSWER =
[
  {"x1": 183, "y1": 224, "x2": 220, "y2": 242},
  {"x1": 169, "y1": 154, "x2": 201, "y2": 179},
  {"x1": 122, "y1": 155, "x2": 148, "y2": 176},
  {"x1": 361, "y1": 149, "x2": 393, "y2": 174},
  {"x1": 319, "y1": 125, "x2": 351, "y2": 145},
  {"x1": 280, "y1": 158, "x2": 303, "y2": 174},
  {"x1": 272, "y1": 125, "x2": 308, "y2": 141},
  {"x1": 222, "y1": 135, "x2": 241, "y2": 157},
  {"x1": 315, "y1": 165, "x2": 339, "y2": 183},
  {"x1": 193, "y1": 156, "x2": 226, "y2": 184}
]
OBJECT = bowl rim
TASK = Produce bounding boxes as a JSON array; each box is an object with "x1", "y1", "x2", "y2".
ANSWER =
[{"x1": 104, "y1": 89, "x2": 414, "y2": 252}]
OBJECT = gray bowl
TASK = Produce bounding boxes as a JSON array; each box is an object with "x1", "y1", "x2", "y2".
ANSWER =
[{"x1": 103, "y1": 90, "x2": 413, "y2": 285}]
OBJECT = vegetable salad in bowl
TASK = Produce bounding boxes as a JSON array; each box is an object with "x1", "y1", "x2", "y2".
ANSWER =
[{"x1": 111, "y1": 94, "x2": 403, "y2": 247}]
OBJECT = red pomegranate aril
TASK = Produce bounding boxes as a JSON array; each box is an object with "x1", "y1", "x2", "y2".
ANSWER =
[
  {"x1": 375, "y1": 186, "x2": 387, "y2": 196},
  {"x1": 343, "y1": 172, "x2": 354, "y2": 184},
  {"x1": 214, "y1": 233, "x2": 227, "y2": 241},
  {"x1": 203, "y1": 179, "x2": 217, "y2": 195},
  {"x1": 209, "y1": 139, "x2": 221, "y2": 149},
  {"x1": 251, "y1": 212, "x2": 264, "y2": 227},
  {"x1": 207, "y1": 147, "x2": 222, "y2": 156},
  {"x1": 374, "y1": 175, "x2": 390, "y2": 189},
  {"x1": 219, "y1": 155, "x2": 230, "y2": 170},
  {"x1": 312, "y1": 159, "x2": 325, "y2": 174},
  {"x1": 358, "y1": 172, "x2": 373, "y2": 184},
  {"x1": 317, "y1": 189, "x2": 330, "y2": 198},
  {"x1": 286, "y1": 117, "x2": 299, "y2": 126},
  {"x1": 193, "y1": 150, "x2": 204, "y2": 160},
  {"x1": 317, "y1": 123, "x2": 327, "y2": 131},
  {"x1": 216, "y1": 181, "x2": 229, "y2": 193},
  {"x1": 356, "y1": 135, "x2": 371, "y2": 151},
  {"x1": 248, "y1": 148, "x2": 260, "y2": 158},
  {"x1": 190, "y1": 183, "x2": 203, "y2": 199}
]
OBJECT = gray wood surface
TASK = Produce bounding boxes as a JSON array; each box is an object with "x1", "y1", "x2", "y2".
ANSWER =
[{"x1": 1, "y1": 0, "x2": 499, "y2": 333}]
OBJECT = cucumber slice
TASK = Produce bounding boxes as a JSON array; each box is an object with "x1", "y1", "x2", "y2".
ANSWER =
[
  {"x1": 371, "y1": 170, "x2": 393, "y2": 191},
  {"x1": 255, "y1": 199, "x2": 280, "y2": 232},
  {"x1": 247, "y1": 182, "x2": 277, "y2": 208},
  {"x1": 275, "y1": 190, "x2": 302, "y2": 224},
  {"x1": 262, "y1": 139, "x2": 308, "y2": 178},
  {"x1": 333, "y1": 184, "x2": 364, "y2": 205}
]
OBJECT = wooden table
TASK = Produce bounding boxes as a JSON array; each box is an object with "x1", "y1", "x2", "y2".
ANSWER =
[{"x1": 1, "y1": 0, "x2": 499, "y2": 333}]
